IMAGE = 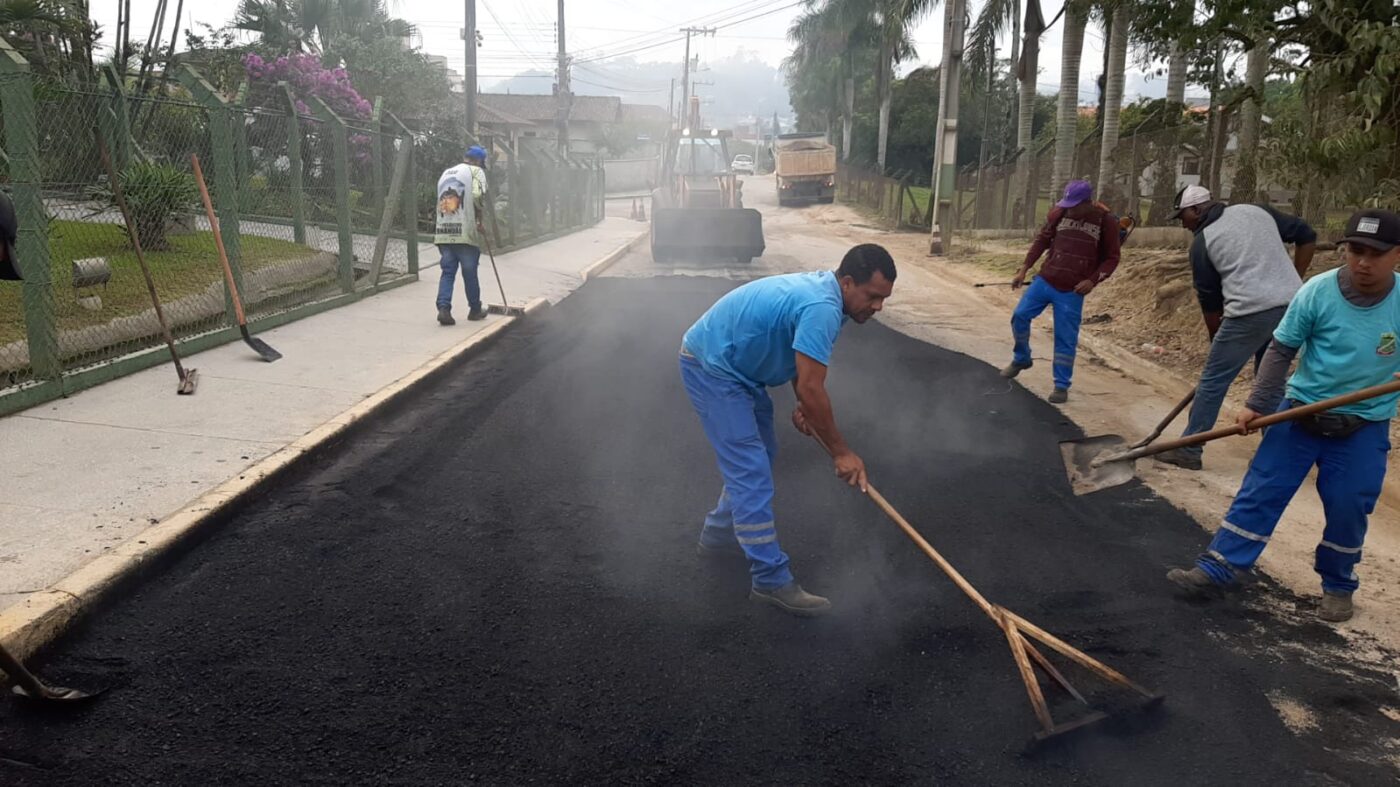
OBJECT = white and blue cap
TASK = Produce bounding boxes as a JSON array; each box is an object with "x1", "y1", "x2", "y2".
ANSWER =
[{"x1": 465, "y1": 145, "x2": 487, "y2": 162}]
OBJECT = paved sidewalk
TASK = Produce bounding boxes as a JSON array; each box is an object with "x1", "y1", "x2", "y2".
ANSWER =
[{"x1": 0, "y1": 218, "x2": 645, "y2": 612}]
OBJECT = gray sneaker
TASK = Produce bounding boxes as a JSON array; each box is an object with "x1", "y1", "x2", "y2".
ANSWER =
[
  {"x1": 1318, "y1": 591, "x2": 1354, "y2": 623},
  {"x1": 1001, "y1": 361, "x2": 1033, "y2": 379},
  {"x1": 1155, "y1": 448, "x2": 1203, "y2": 471},
  {"x1": 1048, "y1": 388, "x2": 1069, "y2": 404},
  {"x1": 750, "y1": 582, "x2": 832, "y2": 617},
  {"x1": 437, "y1": 307, "x2": 455, "y2": 326}
]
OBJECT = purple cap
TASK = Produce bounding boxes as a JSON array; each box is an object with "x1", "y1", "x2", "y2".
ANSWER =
[{"x1": 1056, "y1": 179, "x2": 1093, "y2": 209}]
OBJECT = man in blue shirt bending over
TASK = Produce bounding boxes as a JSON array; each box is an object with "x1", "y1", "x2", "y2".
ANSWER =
[
  {"x1": 1168, "y1": 209, "x2": 1400, "y2": 623},
  {"x1": 680, "y1": 244, "x2": 896, "y2": 617}
]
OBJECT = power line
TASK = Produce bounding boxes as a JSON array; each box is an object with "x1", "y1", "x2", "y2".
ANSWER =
[{"x1": 572, "y1": 0, "x2": 802, "y2": 65}]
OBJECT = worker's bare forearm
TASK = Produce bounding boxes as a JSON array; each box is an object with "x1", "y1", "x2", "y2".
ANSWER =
[
  {"x1": 1294, "y1": 243, "x2": 1316, "y2": 278},
  {"x1": 796, "y1": 380, "x2": 849, "y2": 456}
]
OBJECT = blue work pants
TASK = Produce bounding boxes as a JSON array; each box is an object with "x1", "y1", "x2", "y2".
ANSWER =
[
  {"x1": 679, "y1": 354, "x2": 793, "y2": 590},
  {"x1": 1197, "y1": 408, "x2": 1391, "y2": 594},
  {"x1": 1011, "y1": 277, "x2": 1085, "y2": 390}
]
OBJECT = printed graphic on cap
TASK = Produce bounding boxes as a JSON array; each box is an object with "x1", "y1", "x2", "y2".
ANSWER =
[
  {"x1": 1378, "y1": 331, "x2": 1397, "y2": 357},
  {"x1": 1357, "y1": 217, "x2": 1381, "y2": 234}
]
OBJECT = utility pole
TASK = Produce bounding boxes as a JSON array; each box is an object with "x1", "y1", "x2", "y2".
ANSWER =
[
  {"x1": 928, "y1": 0, "x2": 967, "y2": 255},
  {"x1": 691, "y1": 80, "x2": 713, "y2": 128},
  {"x1": 668, "y1": 78, "x2": 676, "y2": 125},
  {"x1": 464, "y1": 0, "x2": 479, "y2": 140},
  {"x1": 556, "y1": 0, "x2": 571, "y2": 155},
  {"x1": 680, "y1": 27, "x2": 715, "y2": 128}
]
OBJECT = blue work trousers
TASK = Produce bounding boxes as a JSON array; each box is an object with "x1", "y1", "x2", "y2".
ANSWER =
[
  {"x1": 1011, "y1": 277, "x2": 1084, "y2": 390},
  {"x1": 1198, "y1": 407, "x2": 1392, "y2": 594},
  {"x1": 1179, "y1": 306, "x2": 1287, "y2": 458},
  {"x1": 436, "y1": 243, "x2": 482, "y2": 311},
  {"x1": 679, "y1": 354, "x2": 793, "y2": 590}
]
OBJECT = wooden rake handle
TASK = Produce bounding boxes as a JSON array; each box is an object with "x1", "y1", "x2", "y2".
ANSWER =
[{"x1": 190, "y1": 154, "x2": 247, "y2": 327}]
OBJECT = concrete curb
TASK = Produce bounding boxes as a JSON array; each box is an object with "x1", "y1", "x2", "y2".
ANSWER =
[
  {"x1": 581, "y1": 232, "x2": 647, "y2": 281},
  {"x1": 0, "y1": 297, "x2": 550, "y2": 661}
]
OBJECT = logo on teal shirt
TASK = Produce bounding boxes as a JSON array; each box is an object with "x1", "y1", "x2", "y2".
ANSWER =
[{"x1": 1379, "y1": 332, "x2": 1398, "y2": 357}]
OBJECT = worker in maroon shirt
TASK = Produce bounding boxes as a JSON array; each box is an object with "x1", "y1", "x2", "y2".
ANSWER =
[{"x1": 1001, "y1": 179, "x2": 1121, "y2": 403}]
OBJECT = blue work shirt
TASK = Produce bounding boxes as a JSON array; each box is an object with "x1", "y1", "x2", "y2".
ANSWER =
[
  {"x1": 682, "y1": 271, "x2": 847, "y2": 389},
  {"x1": 1275, "y1": 268, "x2": 1400, "y2": 421}
]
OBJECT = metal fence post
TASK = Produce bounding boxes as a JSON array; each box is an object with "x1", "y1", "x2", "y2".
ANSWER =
[
  {"x1": 311, "y1": 97, "x2": 355, "y2": 294},
  {"x1": 100, "y1": 65, "x2": 136, "y2": 169},
  {"x1": 0, "y1": 39, "x2": 60, "y2": 381},
  {"x1": 506, "y1": 147, "x2": 519, "y2": 247},
  {"x1": 233, "y1": 81, "x2": 254, "y2": 214},
  {"x1": 371, "y1": 97, "x2": 385, "y2": 217},
  {"x1": 279, "y1": 83, "x2": 307, "y2": 244},
  {"x1": 177, "y1": 65, "x2": 246, "y2": 320}
]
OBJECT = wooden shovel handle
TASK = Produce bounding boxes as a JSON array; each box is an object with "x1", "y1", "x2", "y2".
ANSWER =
[
  {"x1": 1120, "y1": 378, "x2": 1400, "y2": 462},
  {"x1": 190, "y1": 154, "x2": 246, "y2": 326}
]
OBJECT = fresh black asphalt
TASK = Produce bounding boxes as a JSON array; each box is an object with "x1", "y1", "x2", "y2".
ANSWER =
[{"x1": 2, "y1": 277, "x2": 1397, "y2": 785}]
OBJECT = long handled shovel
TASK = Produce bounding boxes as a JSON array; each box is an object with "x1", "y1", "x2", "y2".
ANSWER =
[
  {"x1": 97, "y1": 137, "x2": 197, "y2": 395},
  {"x1": 1062, "y1": 378, "x2": 1400, "y2": 496},
  {"x1": 811, "y1": 435, "x2": 1162, "y2": 746},
  {"x1": 1128, "y1": 387, "x2": 1197, "y2": 450},
  {"x1": 190, "y1": 155, "x2": 282, "y2": 362},
  {"x1": 0, "y1": 642, "x2": 104, "y2": 705}
]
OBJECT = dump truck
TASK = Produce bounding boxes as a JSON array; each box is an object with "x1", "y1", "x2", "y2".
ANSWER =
[
  {"x1": 774, "y1": 133, "x2": 837, "y2": 206},
  {"x1": 649, "y1": 123, "x2": 765, "y2": 264}
]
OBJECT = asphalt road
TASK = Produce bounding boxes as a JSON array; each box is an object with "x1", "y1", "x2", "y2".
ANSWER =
[{"x1": 2, "y1": 277, "x2": 1397, "y2": 785}]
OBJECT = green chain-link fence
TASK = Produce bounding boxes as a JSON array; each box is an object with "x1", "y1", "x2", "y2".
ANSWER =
[{"x1": 0, "y1": 42, "x2": 604, "y2": 414}]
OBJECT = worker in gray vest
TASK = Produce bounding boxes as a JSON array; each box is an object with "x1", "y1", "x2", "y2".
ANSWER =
[{"x1": 1156, "y1": 185, "x2": 1316, "y2": 470}]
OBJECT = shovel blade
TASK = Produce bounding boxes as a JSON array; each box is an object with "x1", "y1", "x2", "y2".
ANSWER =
[
  {"x1": 1060, "y1": 435, "x2": 1137, "y2": 496},
  {"x1": 242, "y1": 330, "x2": 282, "y2": 363},
  {"x1": 486, "y1": 304, "x2": 526, "y2": 317},
  {"x1": 11, "y1": 682, "x2": 106, "y2": 705}
]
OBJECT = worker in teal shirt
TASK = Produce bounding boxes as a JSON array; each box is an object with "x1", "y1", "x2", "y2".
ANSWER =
[
  {"x1": 680, "y1": 244, "x2": 896, "y2": 617},
  {"x1": 1169, "y1": 209, "x2": 1400, "y2": 623}
]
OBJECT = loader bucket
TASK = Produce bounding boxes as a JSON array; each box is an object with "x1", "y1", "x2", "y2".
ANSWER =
[{"x1": 651, "y1": 207, "x2": 765, "y2": 263}]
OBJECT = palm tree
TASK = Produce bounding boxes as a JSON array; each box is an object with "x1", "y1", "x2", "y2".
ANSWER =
[
  {"x1": 235, "y1": 0, "x2": 412, "y2": 54},
  {"x1": 787, "y1": 1, "x2": 875, "y2": 162},
  {"x1": 1095, "y1": 4, "x2": 1129, "y2": 198},
  {"x1": 1052, "y1": 3, "x2": 1088, "y2": 200},
  {"x1": 1229, "y1": 34, "x2": 1269, "y2": 202},
  {"x1": 873, "y1": 0, "x2": 936, "y2": 172},
  {"x1": 968, "y1": 0, "x2": 1022, "y2": 225}
]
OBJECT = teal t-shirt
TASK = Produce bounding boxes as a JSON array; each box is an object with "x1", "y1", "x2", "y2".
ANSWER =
[
  {"x1": 682, "y1": 271, "x2": 846, "y2": 389},
  {"x1": 1274, "y1": 268, "x2": 1400, "y2": 421}
]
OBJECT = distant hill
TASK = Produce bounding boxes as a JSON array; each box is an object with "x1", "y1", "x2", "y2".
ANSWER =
[{"x1": 483, "y1": 49, "x2": 791, "y2": 129}]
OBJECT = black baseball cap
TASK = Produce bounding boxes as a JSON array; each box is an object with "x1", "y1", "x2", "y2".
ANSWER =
[
  {"x1": 1341, "y1": 208, "x2": 1400, "y2": 252},
  {"x1": 0, "y1": 190, "x2": 20, "y2": 281}
]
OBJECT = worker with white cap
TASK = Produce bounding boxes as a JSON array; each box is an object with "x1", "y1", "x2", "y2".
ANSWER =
[
  {"x1": 434, "y1": 145, "x2": 490, "y2": 325},
  {"x1": 1155, "y1": 185, "x2": 1317, "y2": 470}
]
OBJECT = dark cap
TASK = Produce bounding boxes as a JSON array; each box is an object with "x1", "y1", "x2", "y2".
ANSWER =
[
  {"x1": 1341, "y1": 209, "x2": 1400, "y2": 252},
  {"x1": 0, "y1": 191, "x2": 20, "y2": 281}
]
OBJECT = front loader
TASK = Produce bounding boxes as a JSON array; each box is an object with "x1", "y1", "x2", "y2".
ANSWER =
[{"x1": 649, "y1": 114, "x2": 765, "y2": 264}]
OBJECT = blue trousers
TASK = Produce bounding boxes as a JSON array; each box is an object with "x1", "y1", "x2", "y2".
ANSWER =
[
  {"x1": 1011, "y1": 277, "x2": 1084, "y2": 390},
  {"x1": 436, "y1": 243, "x2": 482, "y2": 311},
  {"x1": 679, "y1": 354, "x2": 793, "y2": 590},
  {"x1": 1179, "y1": 306, "x2": 1286, "y2": 458},
  {"x1": 1198, "y1": 408, "x2": 1392, "y2": 594}
]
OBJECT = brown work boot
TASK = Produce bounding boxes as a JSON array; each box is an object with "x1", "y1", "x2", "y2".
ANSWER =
[
  {"x1": 1048, "y1": 387, "x2": 1069, "y2": 404},
  {"x1": 1001, "y1": 361, "x2": 1032, "y2": 379},
  {"x1": 1318, "y1": 591, "x2": 1354, "y2": 623},
  {"x1": 750, "y1": 582, "x2": 831, "y2": 617}
]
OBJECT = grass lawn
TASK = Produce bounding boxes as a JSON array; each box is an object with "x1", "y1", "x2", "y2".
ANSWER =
[{"x1": 0, "y1": 220, "x2": 324, "y2": 347}]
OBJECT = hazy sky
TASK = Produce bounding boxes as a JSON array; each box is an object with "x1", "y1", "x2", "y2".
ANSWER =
[{"x1": 89, "y1": 0, "x2": 1206, "y2": 107}]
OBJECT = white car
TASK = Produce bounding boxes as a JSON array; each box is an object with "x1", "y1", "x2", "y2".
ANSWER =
[{"x1": 730, "y1": 154, "x2": 755, "y2": 175}]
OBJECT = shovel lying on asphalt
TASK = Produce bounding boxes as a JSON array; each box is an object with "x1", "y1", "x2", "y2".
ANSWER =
[
  {"x1": 1128, "y1": 387, "x2": 1197, "y2": 450},
  {"x1": 0, "y1": 642, "x2": 104, "y2": 705},
  {"x1": 1062, "y1": 379, "x2": 1400, "y2": 496},
  {"x1": 191, "y1": 155, "x2": 283, "y2": 363},
  {"x1": 811, "y1": 435, "x2": 1163, "y2": 747}
]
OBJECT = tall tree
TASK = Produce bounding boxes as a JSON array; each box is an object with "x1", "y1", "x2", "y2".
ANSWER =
[
  {"x1": 1052, "y1": 4, "x2": 1087, "y2": 197},
  {"x1": 1229, "y1": 35, "x2": 1269, "y2": 201},
  {"x1": 1096, "y1": 4, "x2": 1129, "y2": 198}
]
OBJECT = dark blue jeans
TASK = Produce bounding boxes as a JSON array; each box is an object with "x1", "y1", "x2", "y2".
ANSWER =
[
  {"x1": 1179, "y1": 305, "x2": 1287, "y2": 457},
  {"x1": 436, "y1": 243, "x2": 481, "y2": 311}
]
